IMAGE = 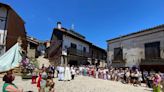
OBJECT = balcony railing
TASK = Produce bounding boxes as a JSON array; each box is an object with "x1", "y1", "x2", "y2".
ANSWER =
[
  {"x1": 67, "y1": 47, "x2": 91, "y2": 58},
  {"x1": 140, "y1": 59, "x2": 164, "y2": 65},
  {"x1": 92, "y1": 55, "x2": 106, "y2": 60}
]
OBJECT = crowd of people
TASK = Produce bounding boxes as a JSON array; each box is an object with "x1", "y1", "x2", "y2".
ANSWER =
[
  {"x1": 52, "y1": 64, "x2": 164, "y2": 92},
  {"x1": 2, "y1": 64, "x2": 164, "y2": 92},
  {"x1": 34, "y1": 64, "x2": 55, "y2": 92},
  {"x1": 56, "y1": 65, "x2": 76, "y2": 81},
  {"x1": 75, "y1": 65, "x2": 164, "y2": 92}
]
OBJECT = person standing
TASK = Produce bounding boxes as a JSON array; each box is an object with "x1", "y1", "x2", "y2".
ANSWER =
[
  {"x1": 37, "y1": 72, "x2": 42, "y2": 92},
  {"x1": 91, "y1": 67, "x2": 95, "y2": 78},
  {"x1": 47, "y1": 65, "x2": 52, "y2": 73},
  {"x1": 56, "y1": 66, "x2": 59, "y2": 78},
  {"x1": 64, "y1": 65, "x2": 71, "y2": 81},
  {"x1": 31, "y1": 71, "x2": 37, "y2": 84},
  {"x1": 58, "y1": 65, "x2": 64, "y2": 81},
  {"x1": 95, "y1": 67, "x2": 99, "y2": 79},
  {"x1": 143, "y1": 70, "x2": 149, "y2": 87},
  {"x1": 79, "y1": 66, "x2": 83, "y2": 75},
  {"x1": 125, "y1": 70, "x2": 130, "y2": 83},
  {"x1": 152, "y1": 74, "x2": 162, "y2": 92},
  {"x1": 83, "y1": 67, "x2": 87, "y2": 76},
  {"x1": 138, "y1": 71, "x2": 143, "y2": 86},
  {"x1": 51, "y1": 65, "x2": 55, "y2": 78},
  {"x1": 103, "y1": 68, "x2": 107, "y2": 80},
  {"x1": 71, "y1": 67, "x2": 76, "y2": 80},
  {"x1": 160, "y1": 73, "x2": 164, "y2": 92},
  {"x1": 40, "y1": 70, "x2": 48, "y2": 92}
]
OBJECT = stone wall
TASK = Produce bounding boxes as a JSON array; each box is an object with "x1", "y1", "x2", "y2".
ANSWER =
[{"x1": 107, "y1": 28, "x2": 164, "y2": 67}]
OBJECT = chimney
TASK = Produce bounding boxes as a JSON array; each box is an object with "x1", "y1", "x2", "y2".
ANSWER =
[{"x1": 57, "y1": 22, "x2": 62, "y2": 29}]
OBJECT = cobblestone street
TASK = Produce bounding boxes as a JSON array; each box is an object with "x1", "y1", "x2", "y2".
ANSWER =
[{"x1": 0, "y1": 76, "x2": 152, "y2": 92}]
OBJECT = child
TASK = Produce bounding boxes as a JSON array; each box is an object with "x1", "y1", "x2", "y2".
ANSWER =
[
  {"x1": 31, "y1": 71, "x2": 37, "y2": 84},
  {"x1": 49, "y1": 81, "x2": 55, "y2": 92},
  {"x1": 45, "y1": 79, "x2": 55, "y2": 92},
  {"x1": 37, "y1": 72, "x2": 42, "y2": 92}
]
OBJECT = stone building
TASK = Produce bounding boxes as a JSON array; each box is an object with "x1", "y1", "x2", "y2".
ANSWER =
[
  {"x1": 107, "y1": 25, "x2": 164, "y2": 72},
  {"x1": 48, "y1": 22, "x2": 107, "y2": 67},
  {"x1": 91, "y1": 45, "x2": 107, "y2": 67},
  {"x1": 0, "y1": 3, "x2": 27, "y2": 55},
  {"x1": 27, "y1": 36, "x2": 39, "y2": 58}
]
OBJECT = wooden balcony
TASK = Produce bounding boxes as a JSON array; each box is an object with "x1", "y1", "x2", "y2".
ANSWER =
[
  {"x1": 67, "y1": 48, "x2": 91, "y2": 58},
  {"x1": 140, "y1": 59, "x2": 164, "y2": 65},
  {"x1": 111, "y1": 59, "x2": 126, "y2": 68}
]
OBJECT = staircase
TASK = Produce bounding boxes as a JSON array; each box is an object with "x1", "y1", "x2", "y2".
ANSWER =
[
  {"x1": 48, "y1": 40, "x2": 62, "y2": 66},
  {"x1": 37, "y1": 55, "x2": 50, "y2": 69}
]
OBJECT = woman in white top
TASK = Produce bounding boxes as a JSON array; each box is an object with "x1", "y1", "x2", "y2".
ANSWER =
[{"x1": 71, "y1": 67, "x2": 76, "y2": 80}]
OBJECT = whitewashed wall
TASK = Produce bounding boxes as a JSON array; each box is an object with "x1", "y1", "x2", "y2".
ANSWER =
[
  {"x1": 62, "y1": 34, "x2": 90, "y2": 53},
  {"x1": 0, "y1": 7, "x2": 7, "y2": 55},
  {"x1": 0, "y1": 7, "x2": 7, "y2": 44},
  {"x1": 107, "y1": 29, "x2": 164, "y2": 67}
]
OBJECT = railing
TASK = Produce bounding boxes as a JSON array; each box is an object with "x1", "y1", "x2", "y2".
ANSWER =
[
  {"x1": 140, "y1": 59, "x2": 164, "y2": 65},
  {"x1": 112, "y1": 59, "x2": 126, "y2": 63},
  {"x1": 92, "y1": 55, "x2": 106, "y2": 60},
  {"x1": 67, "y1": 47, "x2": 91, "y2": 58}
]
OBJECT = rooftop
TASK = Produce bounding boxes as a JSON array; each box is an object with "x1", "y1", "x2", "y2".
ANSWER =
[
  {"x1": 68, "y1": 29, "x2": 85, "y2": 39},
  {"x1": 54, "y1": 27, "x2": 92, "y2": 44},
  {"x1": 0, "y1": 2, "x2": 25, "y2": 23},
  {"x1": 27, "y1": 36, "x2": 40, "y2": 45},
  {"x1": 107, "y1": 24, "x2": 164, "y2": 42}
]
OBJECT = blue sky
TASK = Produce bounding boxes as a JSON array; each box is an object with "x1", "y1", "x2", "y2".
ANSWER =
[{"x1": 1, "y1": 0, "x2": 164, "y2": 49}]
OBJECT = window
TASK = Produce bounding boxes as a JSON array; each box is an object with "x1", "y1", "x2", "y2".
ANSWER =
[
  {"x1": 79, "y1": 44, "x2": 82, "y2": 50},
  {"x1": 71, "y1": 43, "x2": 77, "y2": 49},
  {"x1": 0, "y1": 33, "x2": 2, "y2": 45},
  {"x1": 145, "y1": 42, "x2": 160, "y2": 59},
  {"x1": 64, "y1": 45, "x2": 68, "y2": 49},
  {"x1": 0, "y1": 34, "x2": 1, "y2": 43},
  {"x1": 83, "y1": 47, "x2": 86, "y2": 52},
  {"x1": 114, "y1": 47, "x2": 123, "y2": 60}
]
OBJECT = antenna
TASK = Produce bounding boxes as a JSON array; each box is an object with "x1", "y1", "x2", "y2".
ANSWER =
[{"x1": 71, "y1": 24, "x2": 74, "y2": 30}]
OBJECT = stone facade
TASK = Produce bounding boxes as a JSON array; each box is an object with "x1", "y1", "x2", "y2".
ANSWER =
[
  {"x1": 27, "y1": 36, "x2": 39, "y2": 58},
  {"x1": 107, "y1": 25, "x2": 164, "y2": 68}
]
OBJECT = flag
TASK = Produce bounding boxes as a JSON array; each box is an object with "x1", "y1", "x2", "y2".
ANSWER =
[{"x1": 0, "y1": 43, "x2": 22, "y2": 72}]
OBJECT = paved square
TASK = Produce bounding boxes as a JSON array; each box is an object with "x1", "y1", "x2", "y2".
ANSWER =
[{"x1": 0, "y1": 76, "x2": 152, "y2": 92}]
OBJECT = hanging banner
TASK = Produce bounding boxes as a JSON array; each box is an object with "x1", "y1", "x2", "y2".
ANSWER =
[{"x1": 0, "y1": 43, "x2": 22, "y2": 72}]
